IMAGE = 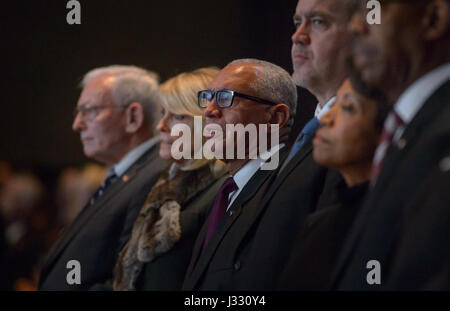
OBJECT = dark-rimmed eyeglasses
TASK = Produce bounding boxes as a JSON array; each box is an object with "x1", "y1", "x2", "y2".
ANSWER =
[{"x1": 198, "y1": 89, "x2": 277, "y2": 108}]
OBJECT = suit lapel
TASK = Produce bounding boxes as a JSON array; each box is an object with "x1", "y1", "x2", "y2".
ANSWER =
[
  {"x1": 330, "y1": 80, "x2": 450, "y2": 288},
  {"x1": 186, "y1": 164, "x2": 275, "y2": 289},
  {"x1": 188, "y1": 145, "x2": 309, "y2": 287},
  {"x1": 41, "y1": 147, "x2": 158, "y2": 277},
  {"x1": 279, "y1": 142, "x2": 312, "y2": 181},
  {"x1": 259, "y1": 143, "x2": 312, "y2": 211}
]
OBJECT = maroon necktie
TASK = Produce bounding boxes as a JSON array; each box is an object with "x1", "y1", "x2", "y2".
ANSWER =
[
  {"x1": 371, "y1": 111, "x2": 404, "y2": 187},
  {"x1": 202, "y1": 177, "x2": 238, "y2": 252}
]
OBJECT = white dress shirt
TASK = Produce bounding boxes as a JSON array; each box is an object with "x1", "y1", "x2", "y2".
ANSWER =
[
  {"x1": 314, "y1": 97, "x2": 336, "y2": 119},
  {"x1": 227, "y1": 144, "x2": 285, "y2": 211},
  {"x1": 113, "y1": 136, "x2": 160, "y2": 177},
  {"x1": 392, "y1": 63, "x2": 450, "y2": 143}
]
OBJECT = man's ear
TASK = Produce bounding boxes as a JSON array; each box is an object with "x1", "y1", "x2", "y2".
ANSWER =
[
  {"x1": 422, "y1": 0, "x2": 450, "y2": 41},
  {"x1": 268, "y1": 104, "x2": 291, "y2": 129},
  {"x1": 125, "y1": 102, "x2": 145, "y2": 133}
]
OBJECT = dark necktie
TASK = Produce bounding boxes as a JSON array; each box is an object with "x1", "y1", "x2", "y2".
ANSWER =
[
  {"x1": 89, "y1": 170, "x2": 118, "y2": 205},
  {"x1": 202, "y1": 177, "x2": 238, "y2": 252},
  {"x1": 280, "y1": 117, "x2": 320, "y2": 172},
  {"x1": 371, "y1": 111, "x2": 404, "y2": 187}
]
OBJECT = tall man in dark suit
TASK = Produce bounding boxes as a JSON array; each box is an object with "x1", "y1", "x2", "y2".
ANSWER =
[
  {"x1": 182, "y1": 59, "x2": 297, "y2": 290},
  {"x1": 332, "y1": 0, "x2": 450, "y2": 290},
  {"x1": 213, "y1": 0, "x2": 356, "y2": 290},
  {"x1": 39, "y1": 65, "x2": 167, "y2": 290}
]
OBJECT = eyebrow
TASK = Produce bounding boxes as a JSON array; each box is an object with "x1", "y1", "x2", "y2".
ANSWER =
[
  {"x1": 342, "y1": 93, "x2": 353, "y2": 100},
  {"x1": 77, "y1": 101, "x2": 92, "y2": 108},
  {"x1": 306, "y1": 10, "x2": 334, "y2": 20},
  {"x1": 293, "y1": 8, "x2": 338, "y2": 24},
  {"x1": 341, "y1": 93, "x2": 358, "y2": 102}
]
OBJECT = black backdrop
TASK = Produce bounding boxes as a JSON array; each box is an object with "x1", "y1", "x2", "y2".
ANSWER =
[{"x1": 2, "y1": 0, "x2": 316, "y2": 174}]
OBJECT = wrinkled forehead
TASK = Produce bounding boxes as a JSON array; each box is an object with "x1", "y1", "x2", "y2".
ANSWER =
[
  {"x1": 84, "y1": 74, "x2": 115, "y2": 91},
  {"x1": 209, "y1": 63, "x2": 263, "y2": 93},
  {"x1": 295, "y1": 0, "x2": 348, "y2": 18},
  {"x1": 78, "y1": 75, "x2": 115, "y2": 106}
]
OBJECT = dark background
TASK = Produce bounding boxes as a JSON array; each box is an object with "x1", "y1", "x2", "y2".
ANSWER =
[{"x1": 2, "y1": 0, "x2": 316, "y2": 178}]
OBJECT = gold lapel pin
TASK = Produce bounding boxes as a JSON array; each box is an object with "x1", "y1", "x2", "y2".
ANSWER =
[{"x1": 122, "y1": 175, "x2": 130, "y2": 182}]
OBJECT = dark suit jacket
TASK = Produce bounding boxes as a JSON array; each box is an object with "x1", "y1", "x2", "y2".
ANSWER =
[
  {"x1": 135, "y1": 175, "x2": 227, "y2": 290},
  {"x1": 230, "y1": 143, "x2": 341, "y2": 291},
  {"x1": 332, "y1": 80, "x2": 450, "y2": 290},
  {"x1": 182, "y1": 144, "x2": 340, "y2": 290},
  {"x1": 279, "y1": 181, "x2": 369, "y2": 290},
  {"x1": 38, "y1": 144, "x2": 167, "y2": 290}
]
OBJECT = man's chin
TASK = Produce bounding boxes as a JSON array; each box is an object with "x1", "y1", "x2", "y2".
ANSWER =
[
  {"x1": 292, "y1": 69, "x2": 314, "y2": 89},
  {"x1": 82, "y1": 146, "x2": 91, "y2": 156},
  {"x1": 82, "y1": 146, "x2": 97, "y2": 159},
  {"x1": 359, "y1": 67, "x2": 381, "y2": 88}
]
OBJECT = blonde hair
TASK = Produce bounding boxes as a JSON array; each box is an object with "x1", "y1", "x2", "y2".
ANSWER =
[
  {"x1": 160, "y1": 67, "x2": 219, "y2": 117},
  {"x1": 160, "y1": 67, "x2": 227, "y2": 173}
]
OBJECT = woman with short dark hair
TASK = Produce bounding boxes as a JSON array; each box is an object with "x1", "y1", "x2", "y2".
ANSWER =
[{"x1": 279, "y1": 78, "x2": 388, "y2": 290}]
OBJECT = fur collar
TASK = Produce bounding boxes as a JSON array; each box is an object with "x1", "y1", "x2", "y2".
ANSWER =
[{"x1": 114, "y1": 162, "x2": 224, "y2": 290}]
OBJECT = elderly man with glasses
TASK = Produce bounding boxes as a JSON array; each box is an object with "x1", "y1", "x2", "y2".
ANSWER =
[
  {"x1": 39, "y1": 65, "x2": 167, "y2": 290},
  {"x1": 182, "y1": 58, "x2": 297, "y2": 290}
]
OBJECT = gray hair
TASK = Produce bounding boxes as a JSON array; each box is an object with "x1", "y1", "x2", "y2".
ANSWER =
[
  {"x1": 228, "y1": 59, "x2": 298, "y2": 122},
  {"x1": 81, "y1": 65, "x2": 162, "y2": 129}
]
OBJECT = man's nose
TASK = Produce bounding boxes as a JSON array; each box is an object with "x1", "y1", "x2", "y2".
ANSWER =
[
  {"x1": 204, "y1": 99, "x2": 221, "y2": 119},
  {"x1": 292, "y1": 23, "x2": 311, "y2": 46},
  {"x1": 72, "y1": 113, "x2": 86, "y2": 132}
]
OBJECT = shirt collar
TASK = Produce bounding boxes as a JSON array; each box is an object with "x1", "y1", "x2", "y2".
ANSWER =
[
  {"x1": 232, "y1": 144, "x2": 285, "y2": 190},
  {"x1": 395, "y1": 63, "x2": 450, "y2": 125},
  {"x1": 315, "y1": 97, "x2": 336, "y2": 119},
  {"x1": 113, "y1": 135, "x2": 160, "y2": 177}
]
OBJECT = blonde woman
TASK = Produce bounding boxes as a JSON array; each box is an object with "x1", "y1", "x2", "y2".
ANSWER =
[{"x1": 114, "y1": 68, "x2": 227, "y2": 290}]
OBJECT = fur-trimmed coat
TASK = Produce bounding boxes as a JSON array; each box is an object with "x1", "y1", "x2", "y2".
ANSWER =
[{"x1": 114, "y1": 161, "x2": 227, "y2": 290}]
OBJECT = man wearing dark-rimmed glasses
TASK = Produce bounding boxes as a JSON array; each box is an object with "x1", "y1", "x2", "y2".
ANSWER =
[
  {"x1": 182, "y1": 58, "x2": 297, "y2": 290},
  {"x1": 198, "y1": 89, "x2": 277, "y2": 109}
]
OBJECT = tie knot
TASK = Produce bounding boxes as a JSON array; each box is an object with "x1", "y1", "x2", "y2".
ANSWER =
[
  {"x1": 303, "y1": 117, "x2": 319, "y2": 132},
  {"x1": 220, "y1": 177, "x2": 238, "y2": 196},
  {"x1": 385, "y1": 111, "x2": 404, "y2": 133},
  {"x1": 393, "y1": 110, "x2": 403, "y2": 121},
  {"x1": 102, "y1": 171, "x2": 117, "y2": 187}
]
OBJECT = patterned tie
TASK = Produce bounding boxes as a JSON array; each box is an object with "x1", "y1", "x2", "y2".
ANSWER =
[
  {"x1": 371, "y1": 111, "x2": 404, "y2": 187},
  {"x1": 280, "y1": 117, "x2": 320, "y2": 172},
  {"x1": 89, "y1": 170, "x2": 118, "y2": 205},
  {"x1": 202, "y1": 177, "x2": 238, "y2": 252}
]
